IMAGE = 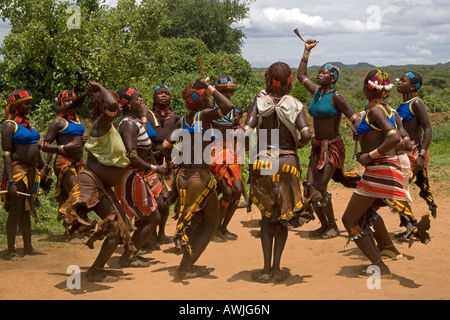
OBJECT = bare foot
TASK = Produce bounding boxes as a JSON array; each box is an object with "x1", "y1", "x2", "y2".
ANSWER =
[
  {"x1": 252, "y1": 270, "x2": 272, "y2": 283},
  {"x1": 23, "y1": 248, "x2": 47, "y2": 256},
  {"x1": 178, "y1": 265, "x2": 213, "y2": 280},
  {"x1": 271, "y1": 269, "x2": 289, "y2": 283},
  {"x1": 6, "y1": 251, "x2": 24, "y2": 261},
  {"x1": 86, "y1": 267, "x2": 118, "y2": 283}
]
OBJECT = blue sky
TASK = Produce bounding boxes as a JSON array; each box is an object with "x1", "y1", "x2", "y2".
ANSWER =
[{"x1": 1, "y1": 0, "x2": 449, "y2": 68}]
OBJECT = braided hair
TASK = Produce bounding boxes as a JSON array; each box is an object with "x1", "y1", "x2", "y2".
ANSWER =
[
  {"x1": 91, "y1": 89, "x2": 119, "y2": 120},
  {"x1": 264, "y1": 62, "x2": 292, "y2": 97},
  {"x1": 182, "y1": 83, "x2": 208, "y2": 113}
]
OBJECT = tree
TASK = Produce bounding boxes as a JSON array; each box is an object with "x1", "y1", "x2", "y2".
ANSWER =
[
  {"x1": 0, "y1": 0, "x2": 261, "y2": 123},
  {"x1": 160, "y1": 0, "x2": 253, "y2": 55}
]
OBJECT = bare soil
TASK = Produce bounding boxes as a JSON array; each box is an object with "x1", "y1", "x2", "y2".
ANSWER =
[{"x1": 0, "y1": 182, "x2": 449, "y2": 301}]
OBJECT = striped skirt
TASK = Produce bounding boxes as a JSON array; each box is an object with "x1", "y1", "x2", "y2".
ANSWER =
[
  {"x1": 355, "y1": 156, "x2": 406, "y2": 202},
  {"x1": 115, "y1": 167, "x2": 159, "y2": 220}
]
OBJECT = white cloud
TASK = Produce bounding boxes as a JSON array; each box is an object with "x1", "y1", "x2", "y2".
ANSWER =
[
  {"x1": 262, "y1": 8, "x2": 324, "y2": 26},
  {"x1": 338, "y1": 19, "x2": 367, "y2": 32},
  {"x1": 405, "y1": 45, "x2": 433, "y2": 57},
  {"x1": 240, "y1": 0, "x2": 450, "y2": 67}
]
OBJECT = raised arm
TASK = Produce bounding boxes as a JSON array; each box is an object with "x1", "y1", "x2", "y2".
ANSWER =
[
  {"x1": 297, "y1": 39, "x2": 320, "y2": 95},
  {"x1": 195, "y1": 78, "x2": 234, "y2": 122},
  {"x1": 86, "y1": 81, "x2": 120, "y2": 137}
]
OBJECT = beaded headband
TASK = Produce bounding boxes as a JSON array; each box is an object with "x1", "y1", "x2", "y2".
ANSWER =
[
  {"x1": 8, "y1": 91, "x2": 33, "y2": 106},
  {"x1": 214, "y1": 77, "x2": 235, "y2": 89},
  {"x1": 406, "y1": 72, "x2": 421, "y2": 90},
  {"x1": 153, "y1": 84, "x2": 171, "y2": 95},
  {"x1": 57, "y1": 90, "x2": 77, "y2": 106},
  {"x1": 119, "y1": 87, "x2": 138, "y2": 106},
  {"x1": 271, "y1": 74, "x2": 292, "y2": 88},
  {"x1": 325, "y1": 64, "x2": 340, "y2": 79},
  {"x1": 185, "y1": 89, "x2": 206, "y2": 104}
]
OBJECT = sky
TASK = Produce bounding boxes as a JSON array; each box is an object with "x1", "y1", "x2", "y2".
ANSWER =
[{"x1": 1, "y1": 0, "x2": 449, "y2": 68}]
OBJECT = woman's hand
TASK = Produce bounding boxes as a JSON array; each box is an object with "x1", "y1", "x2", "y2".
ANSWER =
[
  {"x1": 140, "y1": 104, "x2": 149, "y2": 118},
  {"x1": 357, "y1": 152, "x2": 372, "y2": 166},
  {"x1": 7, "y1": 181, "x2": 17, "y2": 197},
  {"x1": 193, "y1": 78, "x2": 209, "y2": 90},
  {"x1": 62, "y1": 140, "x2": 81, "y2": 152},
  {"x1": 86, "y1": 81, "x2": 103, "y2": 94},
  {"x1": 305, "y1": 39, "x2": 319, "y2": 51},
  {"x1": 155, "y1": 164, "x2": 168, "y2": 175}
]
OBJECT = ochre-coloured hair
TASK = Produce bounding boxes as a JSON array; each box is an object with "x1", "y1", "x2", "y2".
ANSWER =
[
  {"x1": 182, "y1": 83, "x2": 208, "y2": 113},
  {"x1": 265, "y1": 62, "x2": 292, "y2": 96},
  {"x1": 91, "y1": 89, "x2": 119, "y2": 120}
]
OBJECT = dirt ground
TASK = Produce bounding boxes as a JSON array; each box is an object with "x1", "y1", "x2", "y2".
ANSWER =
[{"x1": 0, "y1": 181, "x2": 449, "y2": 301}]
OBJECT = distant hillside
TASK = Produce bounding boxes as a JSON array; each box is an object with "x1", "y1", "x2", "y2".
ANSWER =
[{"x1": 309, "y1": 62, "x2": 377, "y2": 69}]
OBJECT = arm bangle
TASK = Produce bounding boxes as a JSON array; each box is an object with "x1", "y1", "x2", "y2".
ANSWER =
[
  {"x1": 162, "y1": 140, "x2": 173, "y2": 149},
  {"x1": 3, "y1": 151, "x2": 11, "y2": 156},
  {"x1": 386, "y1": 129, "x2": 397, "y2": 137},
  {"x1": 302, "y1": 50, "x2": 310, "y2": 60},
  {"x1": 349, "y1": 114, "x2": 358, "y2": 122},
  {"x1": 128, "y1": 150, "x2": 138, "y2": 158},
  {"x1": 148, "y1": 164, "x2": 156, "y2": 173},
  {"x1": 369, "y1": 149, "x2": 381, "y2": 159},
  {"x1": 299, "y1": 126, "x2": 310, "y2": 134},
  {"x1": 105, "y1": 109, "x2": 118, "y2": 117},
  {"x1": 207, "y1": 85, "x2": 216, "y2": 95},
  {"x1": 58, "y1": 145, "x2": 65, "y2": 153},
  {"x1": 419, "y1": 149, "x2": 427, "y2": 157},
  {"x1": 301, "y1": 77, "x2": 309, "y2": 85}
]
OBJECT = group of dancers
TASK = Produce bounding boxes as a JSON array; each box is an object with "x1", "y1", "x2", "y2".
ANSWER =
[{"x1": 1, "y1": 39, "x2": 437, "y2": 283}]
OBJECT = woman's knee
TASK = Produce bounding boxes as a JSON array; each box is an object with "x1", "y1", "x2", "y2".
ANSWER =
[
  {"x1": 221, "y1": 185, "x2": 233, "y2": 201},
  {"x1": 341, "y1": 211, "x2": 359, "y2": 231},
  {"x1": 150, "y1": 210, "x2": 162, "y2": 225}
]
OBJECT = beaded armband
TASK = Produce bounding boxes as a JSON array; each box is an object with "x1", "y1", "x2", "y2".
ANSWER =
[{"x1": 128, "y1": 150, "x2": 138, "y2": 158}]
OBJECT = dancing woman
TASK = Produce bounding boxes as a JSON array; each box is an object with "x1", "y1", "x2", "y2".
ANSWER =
[
  {"x1": 161, "y1": 78, "x2": 234, "y2": 279},
  {"x1": 114, "y1": 87, "x2": 167, "y2": 263},
  {"x1": 245, "y1": 62, "x2": 311, "y2": 283},
  {"x1": 148, "y1": 84, "x2": 181, "y2": 244},
  {"x1": 1, "y1": 90, "x2": 46, "y2": 260},
  {"x1": 41, "y1": 90, "x2": 86, "y2": 209},
  {"x1": 297, "y1": 40, "x2": 359, "y2": 238},
  {"x1": 342, "y1": 69, "x2": 404, "y2": 277},
  {"x1": 58, "y1": 81, "x2": 143, "y2": 282},
  {"x1": 210, "y1": 76, "x2": 248, "y2": 241},
  {"x1": 396, "y1": 71, "x2": 437, "y2": 218}
]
